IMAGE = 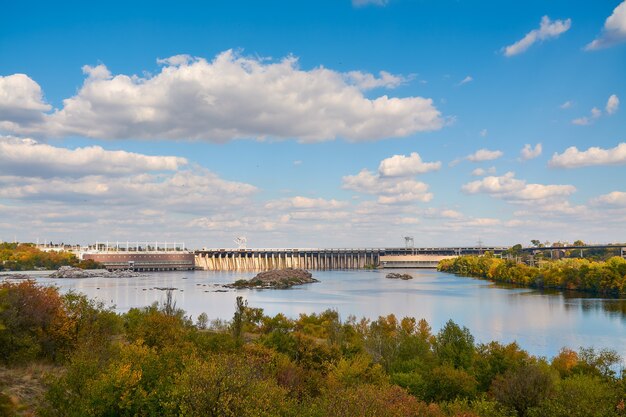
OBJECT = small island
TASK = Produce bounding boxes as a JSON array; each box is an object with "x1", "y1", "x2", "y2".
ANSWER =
[
  {"x1": 49, "y1": 266, "x2": 144, "y2": 278},
  {"x1": 225, "y1": 268, "x2": 319, "y2": 289},
  {"x1": 386, "y1": 272, "x2": 413, "y2": 280}
]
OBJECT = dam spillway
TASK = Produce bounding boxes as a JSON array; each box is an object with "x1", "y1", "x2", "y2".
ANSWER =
[
  {"x1": 195, "y1": 248, "x2": 380, "y2": 271},
  {"x1": 194, "y1": 247, "x2": 509, "y2": 271}
]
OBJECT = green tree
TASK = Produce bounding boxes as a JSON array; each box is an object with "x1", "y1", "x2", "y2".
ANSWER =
[
  {"x1": 490, "y1": 363, "x2": 558, "y2": 417},
  {"x1": 434, "y1": 320, "x2": 475, "y2": 370}
]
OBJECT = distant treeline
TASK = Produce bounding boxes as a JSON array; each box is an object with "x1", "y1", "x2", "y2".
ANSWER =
[
  {"x1": 0, "y1": 243, "x2": 101, "y2": 271},
  {"x1": 438, "y1": 255, "x2": 626, "y2": 297},
  {"x1": 1, "y1": 281, "x2": 625, "y2": 416}
]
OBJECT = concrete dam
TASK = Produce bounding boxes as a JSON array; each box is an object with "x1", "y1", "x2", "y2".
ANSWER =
[{"x1": 194, "y1": 247, "x2": 509, "y2": 271}]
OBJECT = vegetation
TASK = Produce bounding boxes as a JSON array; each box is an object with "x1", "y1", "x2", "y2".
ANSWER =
[
  {"x1": 438, "y1": 254, "x2": 626, "y2": 297},
  {"x1": 0, "y1": 281, "x2": 624, "y2": 416},
  {"x1": 0, "y1": 243, "x2": 102, "y2": 271}
]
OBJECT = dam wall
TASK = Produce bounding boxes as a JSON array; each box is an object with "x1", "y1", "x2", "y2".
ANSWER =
[
  {"x1": 194, "y1": 247, "x2": 509, "y2": 271},
  {"x1": 194, "y1": 249, "x2": 381, "y2": 271}
]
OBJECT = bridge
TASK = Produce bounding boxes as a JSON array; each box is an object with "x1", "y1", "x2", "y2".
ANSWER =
[{"x1": 194, "y1": 246, "x2": 510, "y2": 271}]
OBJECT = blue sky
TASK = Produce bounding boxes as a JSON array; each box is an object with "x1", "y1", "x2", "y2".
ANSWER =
[{"x1": 0, "y1": 0, "x2": 625, "y2": 248}]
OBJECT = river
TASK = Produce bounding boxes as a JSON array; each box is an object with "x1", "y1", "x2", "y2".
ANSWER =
[{"x1": 7, "y1": 268, "x2": 626, "y2": 360}]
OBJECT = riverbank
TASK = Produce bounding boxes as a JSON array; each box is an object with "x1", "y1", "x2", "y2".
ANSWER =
[
  {"x1": 1, "y1": 242, "x2": 103, "y2": 271},
  {"x1": 437, "y1": 255, "x2": 626, "y2": 297}
]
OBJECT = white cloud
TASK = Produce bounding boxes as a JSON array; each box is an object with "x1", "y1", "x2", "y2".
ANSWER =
[
  {"x1": 459, "y1": 217, "x2": 501, "y2": 227},
  {"x1": 458, "y1": 75, "x2": 473, "y2": 85},
  {"x1": 572, "y1": 95, "x2": 619, "y2": 125},
  {"x1": 0, "y1": 170, "x2": 257, "y2": 210},
  {"x1": 377, "y1": 152, "x2": 441, "y2": 177},
  {"x1": 549, "y1": 143, "x2": 626, "y2": 168},
  {"x1": 352, "y1": 0, "x2": 389, "y2": 7},
  {"x1": 0, "y1": 135, "x2": 186, "y2": 177},
  {"x1": 606, "y1": 94, "x2": 620, "y2": 115},
  {"x1": 0, "y1": 74, "x2": 51, "y2": 126},
  {"x1": 345, "y1": 70, "x2": 409, "y2": 90},
  {"x1": 572, "y1": 107, "x2": 602, "y2": 125},
  {"x1": 265, "y1": 196, "x2": 347, "y2": 211},
  {"x1": 471, "y1": 167, "x2": 496, "y2": 176},
  {"x1": 0, "y1": 137, "x2": 256, "y2": 217},
  {"x1": 466, "y1": 148, "x2": 503, "y2": 162},
  {"x1": 440, "y1": 209, "x2": 463, "y2": 219},
  {"x1": 559, "y1": 100, "x2": 573, "y2": 109},
  {"x1": 520, "y1": 143, "x2": 542, "y2": 160},
  {"x1": 462, "y1": 172, "x2": 575, "y2": 201},
  {"x1": 591, "y1": 191, "x2": 626, "y2": 207},
  {"x1": 585, "y1": 1, "x2": 626, "y2": 50},
  {"x1": 503, "y1": 16, "x2": 572, "y2": 57},
  {"x1": 342, "y1": 169, "x2": 433, "y2": 204},
  {"x1": 0, "y1": 51, "x2": 443, "y2": 142}
]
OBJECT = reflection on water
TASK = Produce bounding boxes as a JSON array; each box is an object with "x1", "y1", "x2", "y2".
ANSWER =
[{"x1": 7, "y1": 268, "x2": 626, "y2": 360}]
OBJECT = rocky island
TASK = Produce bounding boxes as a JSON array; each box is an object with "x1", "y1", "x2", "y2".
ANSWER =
[
  {"x1": 225, "y1": 268, "x2": 319, "y2": 289},
  {"x1": 386, "y1": 272, "x2": 413, "y2": 280},
  {"x1": 49, "y1": 266, "x2": 144, "y2": 278}
]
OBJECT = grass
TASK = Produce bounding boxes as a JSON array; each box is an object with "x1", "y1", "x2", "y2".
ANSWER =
[{"x1": 0, "y1": 363, "x2": 60, "y2": 416}]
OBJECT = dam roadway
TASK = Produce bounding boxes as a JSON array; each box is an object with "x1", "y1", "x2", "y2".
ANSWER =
[{"x1": 194, "y1": 247, "x2": 510, "y2": 271}]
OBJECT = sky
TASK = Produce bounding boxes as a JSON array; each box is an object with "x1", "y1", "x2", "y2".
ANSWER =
[{"x1": 0, "y1": 0, "x2": 625, "y2": 249}]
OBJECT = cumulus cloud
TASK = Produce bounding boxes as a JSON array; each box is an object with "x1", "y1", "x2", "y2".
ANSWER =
[
  {"x1": 0, "y1": 51, "x2": 443, "y2": 142},
  {"x1": 560, "y1": 100, "x2": 573, "y2": 109},
  {"x1": 520, "y1": 143, "x2": 542, "y2": 160},
  {"x1": 572, "y1": 107, "x2": 602, "y2": 125},
  {"x1": 471, "y1": 167, "x2": 496, "y2": 176},
  {"x1": 606, "y1": 94, "x2": 620, "y2": 115},
  {"x1": 345, "y1": 70, "x2": 409, "y2": 90},
  {"x1": 342, "y1": 169, "x2": 433, "y2": 204},
  {"x1": 591, "y1": 191, "x2": 626, "y2": 207},
  {"x1": 503, "y1": 16, "x2": 572, "y2": 57},
  {"x1": 572, "y1": 95, "x2": 619, "y2": 125},
  {"x1": 585, "y1": 1, "x2": 626, "y2": 50},
  {"x1": 462, "y1": 172, "x2": 575, "y2": 201},
  {"x1": 377, "y1": 152, "x2": 441, "y2": 177},
  {"x1": 440, "y1": 209, "x2": 463, "y2": 219},
  {"x1": 466, "y1": 148, "x2": 503, "y2": 162},
  {"x1": 265, "y1": 196, "x2": 347, "y2": 211},
  {"x1": 549, "y1": 142, "x2": 626, "y2": 168},
  {"x1": 0, "y1": 135, "x2": 186, "y2": 177},
  {"x1": 0, "y1": 170, "x2": 257, "y2": 210},
  {"x1": 0, "y1": 74, "x2": 51, "y2": 127},
  {"x1": 0, "y1": 137, "x2": 255, "y2": 216}
]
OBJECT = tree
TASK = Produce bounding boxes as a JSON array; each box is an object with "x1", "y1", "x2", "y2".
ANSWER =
[
  {"x1": 434, "y1": 320, "x2": 475, "y2": 370},
  {"x1": 196, "y1": 312, "x2": 208, "y2": 330},
  {"x1": 530, "y1": 374, "x2": 622, "y2": 417},
  {"x1": 490, "y1": 363, "x2": 557, "y2": 417}
]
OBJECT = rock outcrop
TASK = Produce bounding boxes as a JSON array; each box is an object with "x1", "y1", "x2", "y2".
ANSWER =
[
  {"x1": 225, "y1": 268, "x2": 319, "y2": 289},
  {"x1": 49, "y1": 266, "x2": 143, "y2": 278},
  {"x1": 386, "y1": 272, "x2": 413, "y2": 280},
  {"x1": 0, "y1": 273, "x2": 31, "y2": 280}
]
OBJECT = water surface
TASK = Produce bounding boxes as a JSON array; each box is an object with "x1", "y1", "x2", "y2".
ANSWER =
[{"x1": 7, "y1": 269, "x2": 626, "y2": 360}]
